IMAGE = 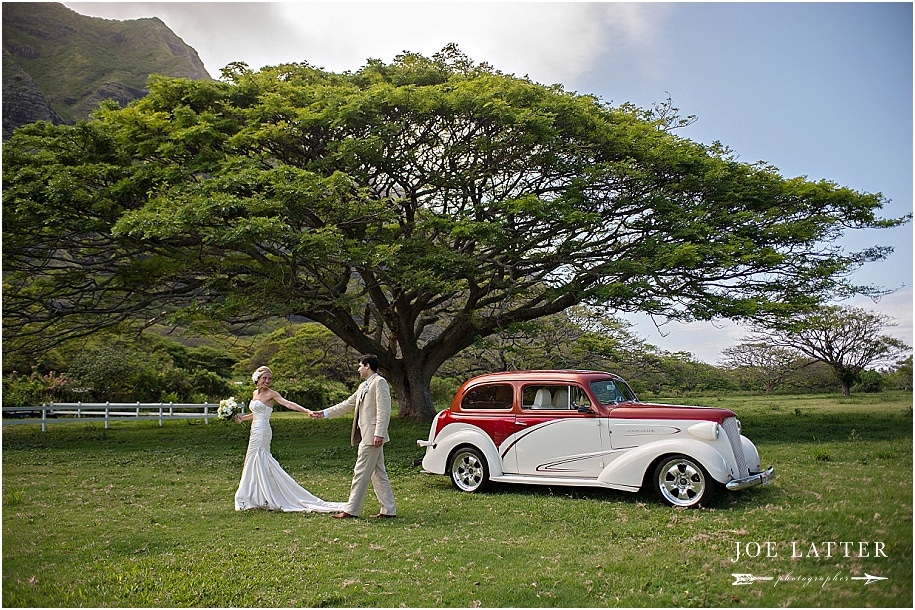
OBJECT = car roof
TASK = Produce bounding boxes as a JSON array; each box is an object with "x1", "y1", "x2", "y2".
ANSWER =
[{"x1": 462, "y1": 370, "x2": 624, "y2": 384}]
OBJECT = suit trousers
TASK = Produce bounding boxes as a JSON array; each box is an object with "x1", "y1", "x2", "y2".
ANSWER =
[{"x1": 345, "y1": 442, "x2": 396, "y2": 516}]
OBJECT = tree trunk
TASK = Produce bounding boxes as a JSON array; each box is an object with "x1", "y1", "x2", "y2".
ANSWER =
[
  {"x1": 385, "y1": 360, "x2": 437, "y2": 422},
  {"x1": 835, "y1": 366, "x2": 856, "y2": 396},
  {"x1": 840, "y1": 380, "x2": 852, "y2": 396}
]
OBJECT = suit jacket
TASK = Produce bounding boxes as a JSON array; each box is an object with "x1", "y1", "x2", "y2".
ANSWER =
[{"x1": 324, "y1": 373, "x2": 391, "y2": 447}]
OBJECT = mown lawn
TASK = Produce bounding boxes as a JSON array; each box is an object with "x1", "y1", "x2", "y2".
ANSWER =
[{"x1": 2, "y1": 392, "x2": 912, "y2": 607}]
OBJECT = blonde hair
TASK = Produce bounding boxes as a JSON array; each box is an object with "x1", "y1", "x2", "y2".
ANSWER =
[{"x1": 252, "y1": 366, "x2": 272, "y2": 383}]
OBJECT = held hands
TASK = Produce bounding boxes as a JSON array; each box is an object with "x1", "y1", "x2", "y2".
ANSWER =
[{"x1": 310, "y1": 410, "x2": 325, "y2": 419}]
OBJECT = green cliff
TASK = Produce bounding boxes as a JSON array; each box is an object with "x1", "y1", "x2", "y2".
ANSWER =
[{"x1": 3, "y1": 2, "x2": 211, "y2": 138}]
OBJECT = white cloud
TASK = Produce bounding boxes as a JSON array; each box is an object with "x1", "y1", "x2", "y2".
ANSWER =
[
  {"x1": 273, "y1": 2, "x2": 653, "y2": 84},
  {"x1": 848, "y1": 288, "x2": 914, "y2": 348},
  {"x1": 65, "y1": 2, "x2": 666, "y2": 83}
]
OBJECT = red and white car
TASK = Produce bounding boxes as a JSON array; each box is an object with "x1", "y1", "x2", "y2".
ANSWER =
[{"x1": 417, "y1": 370, "x2": 773, "y2": 507}]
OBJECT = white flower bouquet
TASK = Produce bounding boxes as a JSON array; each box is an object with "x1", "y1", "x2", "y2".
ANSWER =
[{"x1": 217, "y1": 397, "x2": 242, "y2": 421}]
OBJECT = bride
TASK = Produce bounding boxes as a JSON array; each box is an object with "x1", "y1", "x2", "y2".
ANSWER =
[{"x1": 233, "y1": 366, "x2": 345, "y2": 513}]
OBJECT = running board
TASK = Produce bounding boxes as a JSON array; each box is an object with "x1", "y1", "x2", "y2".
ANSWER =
[{"x1": 490, "y1": 474, "x2": 639, "y2": 493}]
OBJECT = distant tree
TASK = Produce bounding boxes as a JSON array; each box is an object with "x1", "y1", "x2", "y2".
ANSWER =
[
  {"x1": 264, "y1": 323, "x2": 361, "y2": 384},
  {"x1": 881, "y1": 355, "x2": 913, "y2": 391},
  {"x1": 439, "y1": 306, "x2": 649, "y2": 378},
  {"x1": 638, "y1": 351, "x2": 736, "y2": 396},
  {"x1": 3, "y1": 47, "x2": 906, "y2": 420},
  {"x1": 440, "y1": 315, "x2": 588, "y2": 377},
  {"x1": 568, "y1": 307, "x2": 654, "y2": 369},
  {"x1": 720, "y1": 341, "x2": 803, "y2": 392},
  {"x1": 785, "y1": 360, "x2": 842, "y2": 393},
  {"x1": 751, "y1": 306, "x2": 910, "y2": 395}
]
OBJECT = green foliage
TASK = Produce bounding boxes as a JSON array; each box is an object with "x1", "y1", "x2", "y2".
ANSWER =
[
  {"x1": 3, "y1": 47, "x2": 906, "y2": 420},
  {"x1": 2, "y1": 394, "x2": 912, "y2": 607},
  {"x1": 853, "y1": 370, "x2": 885, "y2": 393},
  {"x1": 261, "y1": 324, "x2": 361, "y2": 384},
  {"x1": 430, "y1": 376, "x2": 462, "y2": 407},
  {"x1": 1, "y1": 369, "x2": 70, "y2": 407},
  {"x1": 65, "y1": 343, "x2": 171, "y2": 401},
  {"x1": 3, "y1": 309, "x2": 901, "y2": 411},
  {"x1": 157, "y1": 340, "x2": 237, "y2": 378},
  {"x1": 1, "y1": 331, "x2": 237, "y2": 406},
  {"x1": 883, "y1": 355, "x2": 913, "y2": 391},
  {"x1": 269, "y1": 377, "x2": 352, "y2": 410}
]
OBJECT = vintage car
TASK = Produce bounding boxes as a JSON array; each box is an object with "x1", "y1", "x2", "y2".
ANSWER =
[{"x1": 417, "y1": 370, "x2": 773, "y2": 507}]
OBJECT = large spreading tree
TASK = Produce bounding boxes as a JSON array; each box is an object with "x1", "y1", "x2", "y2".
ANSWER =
[
  {"x1": 3, "y1": 47, "x2": 906, "y2": 420},
  {"x1": 749, "y1": 306, "x2": 910, "y2": 396}
]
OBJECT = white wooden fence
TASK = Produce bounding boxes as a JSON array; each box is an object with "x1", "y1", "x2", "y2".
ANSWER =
[{"x1": 1, "y1": 402, "x2": 243, "y2": 432}]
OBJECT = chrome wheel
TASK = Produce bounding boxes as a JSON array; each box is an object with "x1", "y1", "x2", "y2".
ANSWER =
[
  {"x1": 653, "y1": 455, "x2": 714, "y2": 508},
  {"x1": 448, "y1": 446, "x2": 489, "y2": 493}
]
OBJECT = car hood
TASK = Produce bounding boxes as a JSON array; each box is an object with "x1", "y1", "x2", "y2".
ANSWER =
[{"x1": 607, "y1": 402, "x2": 737, "y2": 423}]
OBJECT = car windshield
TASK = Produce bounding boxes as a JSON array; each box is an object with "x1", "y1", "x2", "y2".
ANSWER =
[{"x1": 589, "y1": 379, "x2": 637, "y2": 404}]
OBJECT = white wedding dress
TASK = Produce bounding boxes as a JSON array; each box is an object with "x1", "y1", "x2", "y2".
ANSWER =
[{"x1": 234, "y1": 400, "x2": 346, "y2": 512}]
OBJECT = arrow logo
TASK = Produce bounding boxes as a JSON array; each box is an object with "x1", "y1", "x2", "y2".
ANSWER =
[
  {"x1": 731, "y1": 573, "x2": 774, "y2": 585},
  {"x1": 851, "y1": 573, "x2": 888, "y2": 585}
]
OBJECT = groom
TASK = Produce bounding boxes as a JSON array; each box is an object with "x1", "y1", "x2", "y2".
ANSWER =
[{"x1": 311, "y1": 354, "x2": 397, "y2": 519}]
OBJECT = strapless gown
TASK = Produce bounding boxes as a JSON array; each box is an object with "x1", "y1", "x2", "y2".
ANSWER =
[{"x1": 234, "y1": 400, "x2": 345, "y2": 512}]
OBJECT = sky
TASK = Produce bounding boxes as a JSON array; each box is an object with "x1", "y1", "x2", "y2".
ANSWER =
[{"x1": 56, "y1": 1, "x2": 914, "y2": 363}]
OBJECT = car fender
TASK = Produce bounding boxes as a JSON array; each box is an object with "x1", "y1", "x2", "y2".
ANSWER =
[
  {"x1": 598, "y1": 438, "x2": 732, "y2": 489},
  {"x1": 422, "y1": 423, "x2": 504, "y2": 477},
  {"x1": 740, "y1": 435, "x2": 762, "y2": 471}
]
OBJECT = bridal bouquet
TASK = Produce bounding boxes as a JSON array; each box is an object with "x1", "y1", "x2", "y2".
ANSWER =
[{"x1": 217, "y1": 397, "x2": 241, "y2": 421}]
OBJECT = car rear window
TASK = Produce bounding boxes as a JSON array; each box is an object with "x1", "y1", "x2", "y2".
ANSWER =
[{"x1": 460, "y1": 384, "x2": 514, "y2": 410}]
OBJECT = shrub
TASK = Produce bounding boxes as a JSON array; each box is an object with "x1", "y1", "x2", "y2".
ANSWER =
[
  {"x1": 1, "y1": 369, "x2": 71, "y2": 407},
  {"x1": 854, "y1": 370, "x2": 885, "y2": 393},
  {"x1": 186, "y1": 368, "x2": 233, "y2": 400},
  {"x1": 66, "y1": 344, "x2": 172, "y2": 401},
  {"x1": 269, "y1": 377, "x2": 351, "y2": 410},
  {"x1": 430, "y1": 376, "x2": 461, "y2": 406}
]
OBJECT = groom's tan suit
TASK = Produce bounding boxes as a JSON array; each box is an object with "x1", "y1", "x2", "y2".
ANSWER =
[{"x1": 323, "y1": 373, "x2": 396, "y2": 516}]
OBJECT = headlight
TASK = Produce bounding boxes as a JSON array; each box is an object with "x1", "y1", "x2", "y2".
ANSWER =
[{"x1": 687, "y1": 421, "x2": 720, "y2": 441}]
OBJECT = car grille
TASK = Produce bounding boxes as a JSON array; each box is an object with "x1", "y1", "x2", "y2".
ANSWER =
[{"x1": 721, "y1": 416, "x2": 749, "y2": 477}]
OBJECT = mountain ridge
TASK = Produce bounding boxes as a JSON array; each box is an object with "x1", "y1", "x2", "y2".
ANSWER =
[{"x1": 3, "y1": 2, "x2": 212, "y2": 139}]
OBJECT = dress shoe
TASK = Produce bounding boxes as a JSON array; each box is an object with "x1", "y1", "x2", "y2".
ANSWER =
[
  {"x1": 370, "y1": 513, "x2": 397, "y2": 519},
  {"x1": 331, "y1": 511, "x2": 357, "y2": 519}
]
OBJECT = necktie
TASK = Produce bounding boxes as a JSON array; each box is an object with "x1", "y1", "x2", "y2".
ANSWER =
[{"x1": 351, "y1": 379, "x2": 369, "y2": 446}]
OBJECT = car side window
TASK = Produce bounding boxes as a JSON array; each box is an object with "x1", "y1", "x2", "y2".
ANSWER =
[
  {"x1": 522, "y1": 385, "x2": 580, "y2": 410},
  {"x1": 460, "y1": 384, "x2": 514, "y2": 410},
  {"x1": 570, "y1": 386, "x2": 591, "y2": 410}
]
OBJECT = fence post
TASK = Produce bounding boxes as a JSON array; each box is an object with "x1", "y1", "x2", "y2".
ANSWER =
[
  {"x1": 204, "y1": 402, "x2": 210, "y2": 424},
  {"x1": 105, "y1": 401, "x2": 110, "y2": 429},
  {"x1": 77, "y1": 401, "x2": 82, "y2": 418},
  {"x1": 136, "y1": 402, "x2": 141, "y2": 418},
  {"x1": 42, "y1": 403, "x2": 47, "y2": 432},
  {"x1": 158, "y1": 402, "x2": 164, "y2": 427}
]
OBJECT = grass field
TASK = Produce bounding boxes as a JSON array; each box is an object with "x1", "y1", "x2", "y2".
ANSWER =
[{"x1": 2, "y1": 392, "x2": 912, "y2": 607}]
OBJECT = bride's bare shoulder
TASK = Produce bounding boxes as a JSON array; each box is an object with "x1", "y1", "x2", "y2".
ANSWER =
[{"x1": 253, "y1": 390, "x2": 279, "y2": 404}]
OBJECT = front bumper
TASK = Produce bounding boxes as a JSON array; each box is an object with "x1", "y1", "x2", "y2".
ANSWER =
[{"x1": 726, "y1": 466, "x2": 775, "y2": 491}]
